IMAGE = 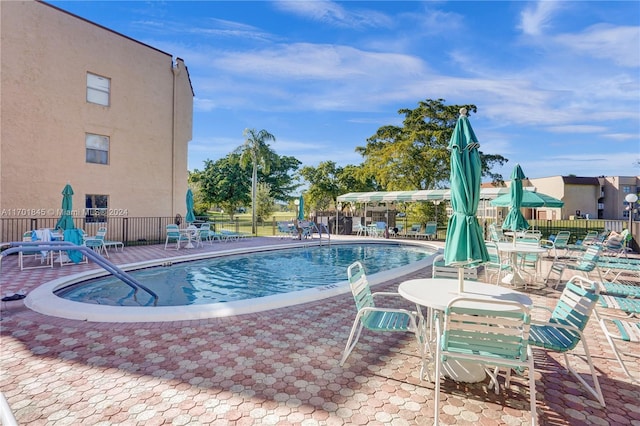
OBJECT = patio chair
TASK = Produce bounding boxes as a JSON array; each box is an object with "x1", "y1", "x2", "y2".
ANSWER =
[
  {"x1": 164, "y1": 224, "x2": 188, "y2": 250},
  {"x1": 353, "y1": 222, "x2": 367, "y2": 237},
  {"x1": 594, "y1": 312, "x2": 640, "y2": 384},
  {"x1": 488, "y1": 223, "x2": 507, "y2": 243},
  {"x1": 527, "y1": 279, "x2": 605, "y2": 406},
  {"x1": 340, "y1": 261, "x2": 423, "y2": 369},
  {"x1": 544, "y1": 244, "x2": 603, "y2": 288},
  {"x1": 83, "y1": 227, "x2": 108, "y2": 257},
  {"x1": 418, "y1": 221, "x2": 437, "y2": 240},
  {"x1": 277, "y1": 221, "x2": 296, "y2": 239},
  {"x1": 434, "y1": 297, "x2": 536, "y2": 426},
  {"x1": 431, "y1": 254, "x2": 478, "y2": 281},
  {"x1": 547, "y1": 231, "x2": 571, "y2": 259},
  {"x1": 18, "y1": 231, "x2": 54, "y2": 270},
  {"x1": 483, "y1": 241, "x2": 512, "y2": 285}
]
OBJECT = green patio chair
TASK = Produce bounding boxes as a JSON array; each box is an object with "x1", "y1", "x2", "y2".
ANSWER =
[
  {"x1": 527, "y1": 279, "x2": 605, "y2": 407},
  {"x1": 483, "y1": 241, "x2": 512, "y2": 285},
  {"x1": 434, "y1": 297, "x2": 536, "y2": 425},
  {"x1": 164, "y1": 224, "x2": 188, "y2": 250},
  {"x1": 340, "y1": 261, "x2": 424, "y2": 372},
  {"x1": 544, "y1": 244, "x2": 603, "y2": 288}
]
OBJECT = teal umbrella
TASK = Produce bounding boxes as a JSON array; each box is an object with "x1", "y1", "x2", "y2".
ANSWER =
[
  {"x1": 490, "y1": 190, "x2": 564, "y2": 208},
  {"x1": 185, "y1": 189, "x2": 196, "y2": 224},
  {"x1": 501, "y1": 164, "x2": 530, "y2": 233},
  {"x1": 297, "y1": 195, "x2": 304, "y2": 221},
  {"x1": 54, "y1": 184, "x2": 75, "y2": 231},
  {"x1": 443, "y1": 109, "x2": 489, "y2": 292}
]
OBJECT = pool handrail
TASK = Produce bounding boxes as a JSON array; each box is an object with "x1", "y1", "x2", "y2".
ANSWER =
[{"x1": 1, "y1": 241, "x2": 159, "y2": 306}]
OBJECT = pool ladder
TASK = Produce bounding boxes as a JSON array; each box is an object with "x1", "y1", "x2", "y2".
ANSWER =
[
  {"x1": 313, "y1": 222, "x2": 331, "y2": 245},
  {"x1": 0, "y1": 241, "x2": 159, "y2": 306}
]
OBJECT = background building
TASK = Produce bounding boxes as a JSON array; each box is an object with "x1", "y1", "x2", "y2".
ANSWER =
[{"x1": 1, "y1": 1, "x2": 193, "y2": 229}]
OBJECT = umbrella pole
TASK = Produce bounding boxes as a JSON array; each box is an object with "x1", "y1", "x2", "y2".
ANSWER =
[{"x1": 458, "y1": 268, "x2": 464, "y2": 293}]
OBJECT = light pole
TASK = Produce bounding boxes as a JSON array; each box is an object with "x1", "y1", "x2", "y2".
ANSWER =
[{"x1": 625, "y1": 193, "x2": 638, "y2": 239}]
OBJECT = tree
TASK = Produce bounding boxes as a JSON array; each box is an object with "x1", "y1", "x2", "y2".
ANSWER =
[
  {"x1": 236, "y1": 128, "x2": 276, "y2": 234},
  {"x1": 357, "y1": 99, "x2": 507, "y2": 190},
  {"x1": 255, "y1": 182, "x2": 275, "y2": 224},
  {"x1": 189, "y1": 153, "x2": 250, "y2": 219},
  {"x1": 299, "y1": 161, "x2": 378, "y2": 212}
]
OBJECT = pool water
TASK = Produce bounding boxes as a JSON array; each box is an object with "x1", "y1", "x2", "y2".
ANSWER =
[{"x1": 55, "y1": 243, "x2": 435, "y2": 307}]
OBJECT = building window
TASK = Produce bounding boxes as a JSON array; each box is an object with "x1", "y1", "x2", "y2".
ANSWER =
[
  {"x1": 86, "y1": 133, "x2": 109, "y2": 165},
  {"x1": 85, "y1": 194, "x2": 108, "y2": 223},
  {"x1": 87, "y1": 73, "x2": 110, "y2": 106},
  {"x1": 622, "y1": 186, "x2": 631, "y2": 193}
]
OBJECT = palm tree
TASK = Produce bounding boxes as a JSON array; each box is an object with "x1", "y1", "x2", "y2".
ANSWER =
[{"x1": 237, "y1": 128, "x2": 276, "y2": 234}]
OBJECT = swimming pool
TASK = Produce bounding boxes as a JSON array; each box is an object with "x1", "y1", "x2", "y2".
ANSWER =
[{"x1": 25, "y1": 241, "x2": 440, "y2": 322}]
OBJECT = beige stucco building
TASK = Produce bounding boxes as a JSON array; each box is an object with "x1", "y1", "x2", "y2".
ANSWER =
[{"x1": 1, "y1": 1, "x2": 193, "y2": 232}]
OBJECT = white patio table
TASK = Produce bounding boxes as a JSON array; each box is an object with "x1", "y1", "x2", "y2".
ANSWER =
[
  {"x1": 180, "y1": 225, "x2": 198, "y2": 249},
  {"x1": 496, "y1": 242, "x2": 547, "y2": 287},
  {"x1": 398, "y1": 278, "x2": 532, "y2": 383}
]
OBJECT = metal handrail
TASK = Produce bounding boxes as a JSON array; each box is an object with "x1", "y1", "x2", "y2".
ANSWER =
[{"x1": 1, "y1": 241, "x2": 159, "y2": 306}]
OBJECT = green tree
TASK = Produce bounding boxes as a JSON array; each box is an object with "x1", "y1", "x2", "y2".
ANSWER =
[
  {"x1": 357, "y1": 99, "x2": 507, "y2": 190},
  {"x1": 190, "y1": 153, "x2": 250, "y2": 219},
  {"x1": 299, "y1": 161, "x2": 377, "y2": 213},
  {"x1": 255, "y1": 182, "x2": 275, "y2": 224},
  {"x1": 236, "y1": 128, "x2": 276, "y2": 234},
  {"x1": 259, "y1": 153, "x2": 302, "y2": 203}
]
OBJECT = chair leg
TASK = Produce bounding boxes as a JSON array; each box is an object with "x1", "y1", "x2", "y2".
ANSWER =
[
  {"x1": 562, "y1": 343, "x2": 605, "y2": 406},
  {"x1": 340, "y1": 320, "x2": 364, "y2": 366}
]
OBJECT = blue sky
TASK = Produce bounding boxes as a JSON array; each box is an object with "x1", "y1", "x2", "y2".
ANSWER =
[{"x1": 51, "y1": 1, "x2": 639, "y2": 182}]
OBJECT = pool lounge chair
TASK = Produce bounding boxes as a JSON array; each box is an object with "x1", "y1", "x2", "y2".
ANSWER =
[{"x1": 418, "y1": 221, "x2": 437, "y2": 240}]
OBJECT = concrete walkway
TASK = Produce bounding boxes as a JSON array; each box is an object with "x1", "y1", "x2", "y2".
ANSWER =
[{"x1": 1, "y1": 236, "x2": 638, "y2": 425}]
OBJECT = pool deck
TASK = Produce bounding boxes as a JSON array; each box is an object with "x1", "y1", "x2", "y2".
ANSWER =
[{"x1": 1, "y1": 236, "x2": 639, "y2": 425}]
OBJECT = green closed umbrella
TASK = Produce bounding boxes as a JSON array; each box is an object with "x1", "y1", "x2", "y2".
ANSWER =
[
  {"x1": 297, "y1": 195, "x2": 304, "y2": 221},
  {"x1": 186, "y1": 189, "x2": 196, "y2": 224},
  {"x1": 443, "y1": 108, "x2": 489, "y2": 292},
  {"x1": 501, "y1": 164, "x2": 530, "y2": 234},
  {"x1": 55, "y1": 184, "x2": 75, "y2": 231}
]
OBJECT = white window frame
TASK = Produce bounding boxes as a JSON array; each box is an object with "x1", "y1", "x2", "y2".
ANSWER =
[
  {"x1": 86, "y1": 133, "x2": 109, "y2": 165},
  {"x1": 87, "y1": 72, "x2": 110, "y2": 106}
]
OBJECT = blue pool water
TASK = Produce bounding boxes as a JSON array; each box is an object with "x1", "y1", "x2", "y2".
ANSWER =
[{"x1": 55, "y1": 243, "x2": 435, "y2": 307}]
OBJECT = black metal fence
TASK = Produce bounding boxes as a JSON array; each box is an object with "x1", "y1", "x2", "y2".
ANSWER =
[
  {"x1": 2, "y1": 215, "x2": 637, "y2": 251},
  {"x1": 0, "y1": 216, "x2": 242, "y2": 247}
]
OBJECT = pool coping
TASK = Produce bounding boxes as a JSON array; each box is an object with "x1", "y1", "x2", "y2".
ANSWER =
[{"x1": 25, "y1": 239, "x2": 442, "y2": 323}]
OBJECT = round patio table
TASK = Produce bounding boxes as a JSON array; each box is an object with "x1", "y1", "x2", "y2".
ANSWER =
[{"x1": 496, "y1": 242, "x2": 547, "y2": 287}]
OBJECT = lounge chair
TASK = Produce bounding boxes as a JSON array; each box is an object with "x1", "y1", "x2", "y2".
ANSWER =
[
  {"x1": 407, "y1": 223, "x2": 421, "y2": 238},
  {"x1": 277, "y1": 221, "x2": 296, "y2": 239},
  {"x1": 418, "y1": 221, "x2": 437, "y2": 240},
  {"x1": 99, "y1": 227, "x2": 124, "y2": 252}
]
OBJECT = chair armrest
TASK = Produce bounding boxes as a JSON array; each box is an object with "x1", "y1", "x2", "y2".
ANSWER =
[{"x1": 371, "y1": 291, "x2": 404, "y2": 298}]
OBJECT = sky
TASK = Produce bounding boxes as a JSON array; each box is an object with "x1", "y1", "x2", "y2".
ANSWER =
[{"x1": 51, "y1": 0, "x2": 640, "y2": 183}]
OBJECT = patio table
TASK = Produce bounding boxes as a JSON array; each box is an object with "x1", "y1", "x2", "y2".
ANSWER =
[
  {"x1": 180, "y1": 225, "x2": 198, "y2": 249},
  {"x1": 398, "y1": 278, "x2": 532, "y2": 383},
  {"x1": 496, "y1": 242, "x2": 547, "y2": 287}
]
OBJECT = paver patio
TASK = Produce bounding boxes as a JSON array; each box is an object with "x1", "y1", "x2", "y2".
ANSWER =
[{"x1": 1, "y1": 236, "x2": 638, "y2": 425}]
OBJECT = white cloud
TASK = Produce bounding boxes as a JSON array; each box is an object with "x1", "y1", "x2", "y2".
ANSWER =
[
  {"x1": 554, "y1": 24, "x2": 640, "y2": 68},
  {"x1": 273, "y1": 0, "x2": 392, "y2": 29},
  {"x1": 518, "y1": 1, "x2": 562, "y2": 36}
]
